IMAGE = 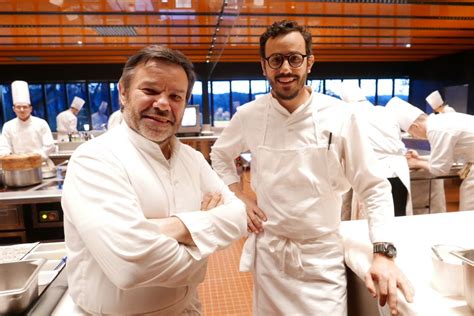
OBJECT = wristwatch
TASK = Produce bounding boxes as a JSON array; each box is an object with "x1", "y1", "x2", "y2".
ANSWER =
[{"x1": 373, "y1": 242, "x2": 397, "y2": 258}]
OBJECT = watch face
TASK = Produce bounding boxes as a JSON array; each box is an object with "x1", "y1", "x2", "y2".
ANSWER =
[{"x1": 387, "y1": 244, "x2": 397, "y2": 258}]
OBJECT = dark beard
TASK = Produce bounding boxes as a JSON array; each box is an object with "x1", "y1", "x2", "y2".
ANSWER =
[{"x1": 273, "y1": 89, "x2": 300, "y2": 100}]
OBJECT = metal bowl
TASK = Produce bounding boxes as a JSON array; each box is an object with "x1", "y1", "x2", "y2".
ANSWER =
[
  {"x1": 0, "y1": 258, "x2": 46, "y2": 315},
  {"x1": 3, "y1": 167, "x2": 42, "y2": 187},
  {"x1": 451, "y1": 249, "x2": 474, "y2": 311}
]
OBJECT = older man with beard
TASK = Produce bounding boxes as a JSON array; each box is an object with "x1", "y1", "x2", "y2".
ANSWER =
[
  {"x1": 61, "y1": 45, "x2": 247, "y2": 315},
  {"x1": 210, "y1": 20, "x2": 413, "y2": 315}
]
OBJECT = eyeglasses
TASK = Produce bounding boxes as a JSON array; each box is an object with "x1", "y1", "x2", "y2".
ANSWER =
[{"x1": 264, "y1": 53, "x2": 307, "y2": 69}]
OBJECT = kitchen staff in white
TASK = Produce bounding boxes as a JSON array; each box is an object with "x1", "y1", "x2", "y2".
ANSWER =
[
  {"x1": 56, "y1": 96, "x2": 85, "y2": 141},
  {"x1": 339, "y1": 83, "x2": 413, "y2": 218},
  {"x1": 62, "y1": 45, "x2": 247, "y2": 315},
  {"x1": 426, "y1": 90, "x2": 456, "y2": 114},
  {"x1": 210, "y1": 20, "x2": 413, "y2": 316},
  {"x1": 91, "y1": 100, "x2": 109, "y2": 130},
  {"x1": 1, "y1": 80, "x2": 55, "y2": 159},
  {"x1": 386, "y1": 97, "x2": 447, "y2": 214},
  {"x1": 107, "y1": 108, "x2": 123, "y2": 129},
  {"x1": 387, "y1": 99, "x2": 474, "y2": 211}
]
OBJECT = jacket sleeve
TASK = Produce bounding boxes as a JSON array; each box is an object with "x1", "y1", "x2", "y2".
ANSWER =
[
  {"x1": 62, "y1": 148, "x2": 210, "y2": 290},
  {"x1": 0, "y1": 133, "x2": 12, "y2": 156},
  {"x1": 341, "y1": 111, "x2": 395, "y2": 243},
  {"x1": 174, "y1": 150, "x2": 247, "y2": 259},
  {"x1": 427, "y1": 129, "x2": 457, "y2": 176},
  {"x1": 210, "y1": 112, "x2": 249, "y2": 186},
  {"x1": 36, "y1": 120, "x2": 56, "y2": 158}
]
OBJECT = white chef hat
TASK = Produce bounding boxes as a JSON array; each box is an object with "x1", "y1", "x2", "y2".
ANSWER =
[
  {"x1": 385, "y1": 97, "x2": 424, "y2": 132},
  {"x1": 340, "y1": 81, "x2": 367, "y2": 103},
  {"x1": 11, "y1": 80, "x2": 31, "y2": 105},
  {"x1": 425, "y1": 90, "x2": 444, "y2": 111},
  {"x1": 70, "y1": 96, "x2": 85, "y2": 111}
]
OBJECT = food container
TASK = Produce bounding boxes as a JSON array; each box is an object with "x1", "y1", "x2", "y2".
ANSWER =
[
  {"x1": 0, "y1": 153, "x2": 43, "y2": 187},
  {"x1": 431, "y1": 244, "x2": 464, "y2": 297},
  {"x1": 451, "y1": 249, "x2": 474, "y2": 312},
  {"x1": 0, "y1": 258, "x2": 46, "y2": 315},
  {"x1": 3, "y1": 168, "x2": 42, "y2": 187}
]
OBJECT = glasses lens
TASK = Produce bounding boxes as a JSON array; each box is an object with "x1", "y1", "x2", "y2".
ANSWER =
[
  {"x1": 289, "y1": 54, "x2": 304, "y2": 67},
  {"x1": 268, "y1": 55, "x2": 283, "y2": 68}
]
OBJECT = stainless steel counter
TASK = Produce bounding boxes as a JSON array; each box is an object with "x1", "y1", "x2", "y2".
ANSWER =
[{"x1": 0, "y1": 179, "x2": 62, "y2": 205}]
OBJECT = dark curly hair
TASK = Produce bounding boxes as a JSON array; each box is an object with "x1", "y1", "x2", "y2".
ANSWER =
[{"x1": 259, "y1": 20, "x2": 312, "y2": 58}]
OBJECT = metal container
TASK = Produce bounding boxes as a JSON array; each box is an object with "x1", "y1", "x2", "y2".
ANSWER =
[
  {"x1": 452, "y1": 249, "x2": 474, "y2": 311},
  {"x1": 3, "y1": 167, "x2": 42, "y2": 187},
  {"x1": 0, "y1": 258, "x2": 46, "y2": 315},
  {"x1": 0, "y1": 169, "x2": 4, "y2": 188}
]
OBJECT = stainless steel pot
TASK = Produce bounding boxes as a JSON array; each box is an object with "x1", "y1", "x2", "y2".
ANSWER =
[
  {"x1": 452, "y1": 249, "x2": 474, "y2": 311},
  {"x1": 3, "y1": 167, "x2": 42, "y2": 187}
]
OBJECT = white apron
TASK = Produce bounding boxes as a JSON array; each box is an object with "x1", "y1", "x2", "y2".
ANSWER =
[{"x1": 240, "y1": 97, "x2": 349, "y2": 315}]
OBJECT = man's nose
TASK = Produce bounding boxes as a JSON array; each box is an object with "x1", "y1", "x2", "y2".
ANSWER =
[
  {"x1": 279, "y1": 58, "x2": 292, "y2": 73},
  {"x1": 153, "y1": 95, "x2": 171, "y2": 111}
]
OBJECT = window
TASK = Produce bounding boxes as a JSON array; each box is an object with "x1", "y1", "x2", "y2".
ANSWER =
[
  {"x1": 231, "y1": 80, "x2": 250, "y2": 114},
  {"x1": 212, "y1": 81, "x2": 231, "y2": 123},
  {"x1": 28, "y1": 84, "x2": 46, "y2": 120},
  {"x1": 88, "y1": 82, "x2": 110, "y2": 130},
  {"x1": 325, "y1": 79, "x2": 342, "y2": 97},
  {"x1": 191, "y1": 81, "x2": 203, "y2": 112},
  {"x1": 394, "y1": 78, "x2": 410, "y2": 101},
  {"x1": 360, "y1": 79, "x2": 376, "y2": 104},
  {"x1": 66, "y1": 82, "x2": 88, "y2": 131},
  {"x1": 1, "y1": 84, "x2": 14, "y2": 125},
  {"x1": 250, "y1": 80, "x2": 268, "y2": 100},
  {"x1": 377, "y1": 79, "x2": 393, "y2": 106},
  {"x1": 308, "y1": 80, "x2": 324, "y2": 93},
  {"x1": 109, "y1": 82, "x2": 120, "y2": 112},
  {"x1": 45, "y1": 83, "x2": 66, "y2": 132}
]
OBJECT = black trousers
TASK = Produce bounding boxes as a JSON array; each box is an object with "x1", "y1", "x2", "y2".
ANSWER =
[{"x1": 387, "y1": 177, "x2": 408, "y2": 217}]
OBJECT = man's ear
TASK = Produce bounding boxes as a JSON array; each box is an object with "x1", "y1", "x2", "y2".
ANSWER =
[
  {"x1": 118, "y1": 81, "x2": 127, "y2": 107},
  {"x1": 260, "y1": 59, "x2": 267, "y2": 77},
  {"x1": 307, "y1": 54, "x2": 315, "y2": 74}
]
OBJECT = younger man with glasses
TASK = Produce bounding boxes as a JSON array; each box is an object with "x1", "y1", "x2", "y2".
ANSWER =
[
  {"x1": 211, "y1": 20, "x2": 413, "y2": 315},
  {"x1": 2, "y1": 80, "x2": 55, "y2": 159}
]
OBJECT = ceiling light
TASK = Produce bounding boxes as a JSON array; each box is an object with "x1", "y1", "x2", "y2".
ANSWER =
[
  {"x1": 405, "y1": 43, "x2": 411, "y2": 48},
  {"x1": 206, "y1": 60, "x2": 210, "y2": 63},
  {"x1": 49, "y1": 0, "x2": 64, "y2": 6},
  {"x1": 77, "y1": 40, "x2": 83, "y2": 45}
]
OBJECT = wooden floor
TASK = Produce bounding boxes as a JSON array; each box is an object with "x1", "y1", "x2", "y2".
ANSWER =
[{"x1": 197, "y1": 170, "x2": 462, "y2": 315}]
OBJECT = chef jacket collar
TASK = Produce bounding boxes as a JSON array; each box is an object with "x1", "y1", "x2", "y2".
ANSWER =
[
  {"x1": 16, "y1": 116, "x2": 33, "y2": 124},
  {"x1": 269, "y1": 86, "x2": 313, "y2": 118},
  {"x1": 122, "y1": 121, "x2": 180, "y2": 166}
]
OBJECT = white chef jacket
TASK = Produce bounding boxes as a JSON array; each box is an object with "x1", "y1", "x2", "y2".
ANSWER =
[
  {"x1": 211, "y1": 90, "x2": 395, "y2": 244},
  {"x1": 426, "y1": 113, "x2": 474, "y2": 211},
  {"x1": 352, "y1": 104, "x2": 413, "y2": 217},
  {"x1": 427, "y1": 113, "x2": 474, "y2": 175},
  {"x1": 0, "y1": 133, "x2": 11, "y2": 156},
  {"x1": 2, "y1": 116, "x2": 55, "y2": 159},
  {"x1": 62, "y1": 123, "x2": 247, "y2": 315},
  {"x1": 56, "y1": 109, "x2": 78, "y2": 140},
  {"x1": 107, "y1": 110, "x2": 123, "y2": 130}
]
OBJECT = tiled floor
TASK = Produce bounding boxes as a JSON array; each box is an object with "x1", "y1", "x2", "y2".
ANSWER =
[{"x1": 197, "y1": 237, "x2": 253, "y2": 316}]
